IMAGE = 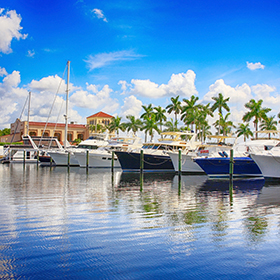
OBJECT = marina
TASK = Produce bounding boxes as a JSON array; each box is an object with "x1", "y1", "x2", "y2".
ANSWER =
[{"x1": 1, "y1": 164, "x2": 280, "y2": 279}]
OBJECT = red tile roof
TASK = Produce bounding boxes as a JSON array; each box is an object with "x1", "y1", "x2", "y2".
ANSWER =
[{"x1": 87, "y1": 111, "x2": 114, "y2": 119}]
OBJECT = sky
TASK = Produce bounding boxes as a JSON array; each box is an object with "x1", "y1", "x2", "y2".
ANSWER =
[{"x1": 1, "y1": 0, "x2": 280, "y2": 135}]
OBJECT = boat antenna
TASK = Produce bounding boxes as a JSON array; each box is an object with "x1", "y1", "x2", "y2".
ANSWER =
[{"x1": 64, "y1": 60, "x2": 70, "y2": 148}]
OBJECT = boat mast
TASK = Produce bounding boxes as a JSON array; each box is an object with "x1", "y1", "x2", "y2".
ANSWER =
[
  {"x1": 64, "y1": 60, "x2": 70, "y2": 148},
  {"x1": 27, "y1": 91, "x2": 31, "y2": 135}
]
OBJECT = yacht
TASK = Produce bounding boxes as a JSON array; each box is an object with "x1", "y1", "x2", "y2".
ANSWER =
[
  {"x1": 114, "y1": 131, "x2": 201, "y2": 172},
  {"x1": 74, "y1": 135, "x2": 142, "y2": 168},
  {"x1": 250, "y1": 141, "x2": 280, "y2": 178},
  {"x1": 47, "y1": 133, "x2": 109, "y2": 166},
  {"x1": 193, "y1": 131, "x2": 280, "y2": 178}
]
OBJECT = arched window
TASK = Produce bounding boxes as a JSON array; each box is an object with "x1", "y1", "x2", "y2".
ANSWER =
[{"x1": 54, "y1": 133, "x2": 61, "y2": 141}]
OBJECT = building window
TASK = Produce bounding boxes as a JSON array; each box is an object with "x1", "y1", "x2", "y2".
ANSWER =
[
  {"x1": 67, "y1": 133, "x2": 73, "y2": 142},
  {"x1": 54, "y1": 133, "x2": 61, "y2": 141},
  {"x1": 77, "y1": 134, "x2": 84, "y2": 140}
]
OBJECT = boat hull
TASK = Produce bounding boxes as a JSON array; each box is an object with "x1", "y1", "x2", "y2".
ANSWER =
[
  {"x1": 74, "y1": 151, "x2": 121, "y2": 168},
  {"x1": 250, "y1": 153, "x2": 280, "y2": 178},
  {"x1": 168, "y1": 152, "x2": 205, "y2": 174},
  {"x1": 193, "y1": 157, "x2": 262, "y2": 178},
  {"x1": 115, "y1": 151, "x2": 174, "y2": 172},
  {"x1": 48, "y1": 151, "x2": 79, "y2": 166}
]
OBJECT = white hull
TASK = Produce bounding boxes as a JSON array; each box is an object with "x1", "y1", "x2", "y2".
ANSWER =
[
  {"x1": 74, "y1": 151, "x2": 121, "y2": 168},
  {"x1": 48, "y1": 151, "x2": 79, "y2": 166},
  {"x1": 168, "y1": 152, "x2": 205, "y2": 173},
  {"x1": 250, "y1": 153, "x2": 280, "y2": 178}
]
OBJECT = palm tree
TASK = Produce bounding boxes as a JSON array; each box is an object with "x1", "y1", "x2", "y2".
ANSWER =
[
  {"x1": 154, "y1": 106, "x2": 167, "y2": 133},
  {"x1": 140, "y1": 104, "x2": 154, "y2": 120},
  {"x1": 211, "y1": 93, "x2": 230, "y2": 135},
  {"x1": 106, "y1": 116, "x2": 124, "y2": 136},
  {"x1": 213, "y1": 113, "x2": 235, "y2": 135},
  {"x1": 236, "y1": 123, "x2": 253, "y2": 142},
  {"x1": 89, "y1": 124, "x2": 105, "y2": 133},
  {"x1": 166, "y1": 96, "x2": 181, "y2": 129},
  {"x1": 242, "y1": 99, "x2": 271, "y2": 138},
  {"x1": 141, "y1": 114, "x2": 161, "y2": 141},
  {"x1": 123, "y1": 115, "x2": 142, "y2": 136},
  {"x1": 181, "y1": 95, "x2": 201, "y2": 131},
  {"x1": 163, "y1": 118, "x2": 179, "y2": 132},
  {"x1": 260, "y1": 115, "x2": 277, "y2": 139}
]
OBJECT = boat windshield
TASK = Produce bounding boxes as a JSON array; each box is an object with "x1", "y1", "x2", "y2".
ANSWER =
[{"x1": 77, "y1": 145, "x2": 99, "y2": 149}]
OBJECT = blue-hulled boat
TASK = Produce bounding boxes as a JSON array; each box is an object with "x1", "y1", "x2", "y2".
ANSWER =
[
  {"x1": 115, "y1": 131, "x2": 201, "y2": 172},
  {"x1": 193, "y1": 156, "x2": 262, "y2": 178}
]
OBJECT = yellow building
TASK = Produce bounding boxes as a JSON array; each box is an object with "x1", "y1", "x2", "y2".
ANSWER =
[
  {"x1": 1, "y1": 111, "x2": 114, "y2": 143},
  {"x1": 87, "y1": 111, "x2": 113, "y2": 127}
]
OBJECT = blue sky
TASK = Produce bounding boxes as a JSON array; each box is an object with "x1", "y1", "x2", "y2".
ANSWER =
[{"x1": 1, "y1": 0, "x2": 280, "y2": 132}]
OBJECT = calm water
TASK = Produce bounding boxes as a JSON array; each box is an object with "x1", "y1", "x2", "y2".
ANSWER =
[{"x1": 1, "y1": 164, "x2": 280, "y2": 279}]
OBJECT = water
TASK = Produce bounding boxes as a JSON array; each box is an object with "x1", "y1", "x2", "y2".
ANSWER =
[{"x1": 1, "y1": 164, "x2": 280, "y2": 279}]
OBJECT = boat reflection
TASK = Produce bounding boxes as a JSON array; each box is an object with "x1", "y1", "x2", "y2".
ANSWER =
[{"x1": 199, "y1": 178, "x2": 265, "y2": 192}]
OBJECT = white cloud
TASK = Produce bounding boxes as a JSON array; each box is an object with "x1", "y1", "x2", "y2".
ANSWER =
[
  {"x1": 69, "y1": 84, "x2": 117, "y2": 110},
  {"x1": 92, "y1": 8, "x2": 108, "y2": 22},
  {"x1": 130, "y1": 70, "x2": 198, "y2": 98},
  {"x1": 118, "y1": 80, "x2": 128, "y2": 95},
  {"x1": 0, "y1": 67, "x2": 7, "y2": 76},
  {"x1": 203, "y1": 79, "x2": 252, "y2": 105},
  {"x1": 120, "y1": 95, "x2": 142, "y2": 118},
  {"x1": 85, "y1": 50, "x2": 143, "y2": 70},
  {"x1": 0, "y1": 9, "x2": 28, "y2": 54},
  {"x1": 29, "y1": 75, "x2": 71, "y2": 94},
  {"x1": 246, "y1": 61, "x2": 265, "y2": 70},
  {"x1": 27, "y1": 49, "x2": 35, "y2": 57}
]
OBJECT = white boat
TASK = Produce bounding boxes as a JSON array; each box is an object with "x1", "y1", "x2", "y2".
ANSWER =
[
  {"x1": 74, "y1": 135, "x2": 142, "y2": 168},
  {"x1": 193, "y1": 131, "x2": 280, "y2": 178},
  {"x1": 114, "y1": 131, "x2": 201, "y2": 172},
  {"x1": 168, "y1": 135, "x2": 237, "y2": 174},
  {"x1": 250, "y1": 141, "x2": 280, "y2": 178},
  {"x1": 47, "y1": 133, "x2": 109, "y2": 166},
  {"x1": 2, "y1": 135, "x2": 62, "y2": 164}
]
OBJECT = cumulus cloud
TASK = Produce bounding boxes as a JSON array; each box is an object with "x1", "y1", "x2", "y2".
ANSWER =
[
  {"x1": 92, "y1": 8, "x2": 108, "y2": 22},
  {"x1": 29, "y1": 75, "x2": 71, "y2": 94},
  {"x1": 0, "y1": 67, "x2": 7, "y2": 77},
  {"x1": 203, "y1": 79, "x2": 252, "y2": 105},
  {"x1": 130, "y1": 70, "x2": 198, "y2": 98},
  {"x1": 0, "y1": 8, "x2": 28, "y2": 54},
  {"x1": 120, "y1": 95, "x2": 142, "y2": 118},
  {"x1": 69, "y1": 84, "x2": 118, "y2": 110},
  {"x1": 85, "y1": 50, "x2": 143, "y2": 70},
  {"x1": 246, "y1": 61, "x2": 265, "y2": 70}
]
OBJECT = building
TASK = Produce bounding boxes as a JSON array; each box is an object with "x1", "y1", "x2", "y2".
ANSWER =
[
  {"x1": 87, "y1": 111, "x2": 114, "y2": 127},
  {"x1": 1, "y1": 111, "x2": 114, "y2": 143}
]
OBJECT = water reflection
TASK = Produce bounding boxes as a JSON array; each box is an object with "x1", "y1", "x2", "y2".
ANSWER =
[{"x1": 1, "y1": 165, "x2": 280, "y2": 279}]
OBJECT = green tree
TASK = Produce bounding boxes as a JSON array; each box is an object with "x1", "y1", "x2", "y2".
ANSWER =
[
  {"x1": 89, "y1": 124, "x2": 105, "y2": 133},
  {"x1": 166, "y1": 96, "x2": 181, "y2": 129},
  {"x1": 163, "y1": 118, "x2": 180, "y2": 132},
  {"x1": 154, "y1": 106, "x2": 167, "y2": 134},
  {"x1": 141, "y1": 114, "x2": 161, "y2": 141},
  {"x1": 236, "y1": 123, "x2": 253, "y2": 142},
  {"x1": 140, "y1": 104, "x2": 154, "y2": 120},
  {"x1": 242, "y1": 99, "x2": 271, "y2": 138},
  {"x1": 211, "y1": 93, "x2": 230, "y2": 135},
  {"x1": 0, "y1": 128, "x2": 11, "y2": 136},
  {"x1": 213, "y1": 113, "x2": 235, "y2": 136},
  {"x1": 106, "y1": 116, "x2": 124, "y2": 136},
  {"x1": 123, "y1": 115, "x2": 142, "y2": 136},
  {"x1": 181, "y1": 95, "x2": 202, "y2": 131},
  {"x1": 260, "y1": 115, "x2": 277, "y2": 139}
]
